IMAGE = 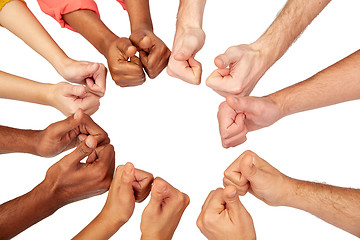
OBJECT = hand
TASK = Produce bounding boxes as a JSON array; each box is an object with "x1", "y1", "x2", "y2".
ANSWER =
[
  {"x1": 197, "y1": 186, "x2": 256, "y2": 240},
  {"x1": 130, "y1": 30, "x2": 171, "y2": 79},
  {"x1": 49, "y1": 82, "x2": 100, "y2": 116},
  {"x1": 43, "y1": 138, "x2": 115, "y2": 206},
  {"x1": 58, "y1": 59, "x2": 107, "y2": 97},
  {"x1": 167, "y1": 27, "x2": 205, "y2": 85},
  {"x1": 101, "y1": 162, "x2": 154, "y2": 228},
  {"x1": 218, "y1": 95, "x2": 282, "y2": 148},
  {"x1": 36, "y1": 108, "x2": 109, "y2": 157},
  {"x1": 140, "y1": 177, "x2": 190, "y2": 240},
  {"x1": 105, "y1": 37, "x2": 145, "y2": 87},
  {"x1": 206, "y1": 44, "x2": 270, "y2": 97},
  {"x1": 223, "y1": 150, "x2": 293, "y2": 206}
]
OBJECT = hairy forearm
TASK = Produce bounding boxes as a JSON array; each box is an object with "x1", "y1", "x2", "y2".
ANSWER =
[
  {"x1": 73, "y1": 211, "x2": 122, "y2": 240},
  {"x1": 177, "y1": 0, "x2": 206, "y2": 28},
  {"x1": 0, "y1": 71, "x2": 53, "y2": 106},
  {"x1": 285, "y1": 179, "x2": 360, "y2": 237},
  {"x1": 253, "y1": 0, "x2": 331, "y2": 64},
  {"x1": 0, "y1": 125, "x2": 40, "y2": 155},
  {"x1": 270, "y1": 50, "x2": 360, "y2": 118},
  {"x1": 63, "y1": 10, "x2": 118, "y2": 56},
  {"x1": 124, "y1": 0, "x2": 153, "y2": 32},
  {"x1": 0, "y1": 0, "x2": 69, "y2": 73},
  {"x1": 0, "y1": 181, "x2": 58, "y2": 239}
]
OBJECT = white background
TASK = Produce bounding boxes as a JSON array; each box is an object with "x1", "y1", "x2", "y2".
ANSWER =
[{"x1": 1, "y1": 0, "x2": 360, "y2": 239}]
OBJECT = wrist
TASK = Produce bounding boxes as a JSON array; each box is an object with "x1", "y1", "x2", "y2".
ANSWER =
[
  {"x1": 101, "y1": 34, "x2": 119, "y2": 58},
  {"x1": 34, "y1": 180, "x2": 60, "y2": 214},
  {"x1": 266, "y1": 92, "x2": 288, "y2": 119},
  {"x1": 281, "y1": 178, "x2": 304, "y2": 208},
  {"x1": 131, "y1": 23, "x2": 153, "y2": 33},
  {"x1": 98, "y1": 207, "x2": 127, "y2": 231}
]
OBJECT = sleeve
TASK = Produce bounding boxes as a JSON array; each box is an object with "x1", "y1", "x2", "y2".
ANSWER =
[
  {"x1": 116, "y1": 0, "x2": 127, "y2": 10},
  {"x1": 0, "y1": 0, "x2": 25, "y2": 12},
  {"x1": 36, "y1": 0, "x2": 101, "y2": 32}
]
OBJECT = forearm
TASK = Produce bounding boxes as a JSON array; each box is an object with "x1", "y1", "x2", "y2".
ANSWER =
[
  {"x1": 0, "y1": 71, "x2": 53, "y2": 106},
  {"x1": 63, "y1": 10, "x2": 118, "y2": 56},
  {"x1": 285, "y1": 179, "x2": 360, "y2": 237},
  {"x1": 124, "y1": 0, "x2": 153, "y2": 32},
  {"x1": 269, "y1": 50, "x2": 360, "y2": 118},
  {"x1": 176, "y1": 0, "x2": 206, "y2": 29},
  {"x1": 252, "y1": 0, "x2": 330, "y2": 65},
  {"x1": 73, "y1": 211, "x2": 122, "y2": 240},
  {"x1": 0, "y1": 181, "x2": 58, "y2": 239},
  {"x1": 0, "y1": 0, "x2": 69, "y2": 73},
  {"x1": 0, "y1": 125, "x2": 40, "y2": 155}
]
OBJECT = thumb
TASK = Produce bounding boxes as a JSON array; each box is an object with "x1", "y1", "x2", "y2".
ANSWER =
[
  {"x1": 174, "y1": 40, "x2": 197, "y2": 61},
  {"x1": 214, "y1": 47, "x2": 241, "y2": 69},
  {"x1": 130, "y1": 32, "x2": 152, "y2": 49},
  {"x1": 65, "y1": 84, "x2": 86, "y2": 98},
  {"x1": 147, "y1": 178, "x2": 168, "y2": 211},
  {"x1": 226, "y1": 95, "x2": 253, "y2": 114},
  {"x1": 223, "y1": 185, "x2": 245, "y2": 216},
  {"x1": 52, "y1": 108, "x2": 84, "y2": 138},
  {"x1": 239, "y1": 153, "x2": 258, "y2": 182},
  {"x1": 85, "y1": 63, "x2": 100, "y2": 77},
  {"x1": 120, "y1": 162, "x2": 136, "y2": 189},
  {"x1": 63, "y1": 135, "x2": 97, "y2": 165}
]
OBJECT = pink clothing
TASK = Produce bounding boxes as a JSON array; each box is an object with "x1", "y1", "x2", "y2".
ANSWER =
[{"x1": 37, "y1": 0, "x2": 126, "y2": 31}]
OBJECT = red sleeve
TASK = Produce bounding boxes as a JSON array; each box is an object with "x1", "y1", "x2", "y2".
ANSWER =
[
  {"x1": 36, "y1": 0, "x2": 101, "y2": 32},
  {"x1": 116, "y1": 0, "x2": 126, "y2": 10}
]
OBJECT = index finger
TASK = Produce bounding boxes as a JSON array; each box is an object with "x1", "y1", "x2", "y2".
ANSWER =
[{"x1": 79, "y1": 114, "x2": 110, "y2": 146}]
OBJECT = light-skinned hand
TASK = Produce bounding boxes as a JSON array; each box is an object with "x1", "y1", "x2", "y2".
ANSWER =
[
  {"x1": 197, "y1": 186, "x2": 256, "y2": 240},
  {"x1": 206, "y1": 44, "x2": 270, "y2": 97},
  {"x1": 101, "y1": 162, "x2": 154, "y2": 228},
  {"x1": 218, "y1": 95, "x2": 282, "y2": 148},
  {"x1": 49, "y1": 82, "x2": 100, "y2": 116},
  {"x1": 105, "y1": 37, "x2": 145, "y2": 87},
  {"x1": 35, "y1": 109, "x2": 109, "y2": 157},
  {"x1": 58, "y1": 59, "x2": 107, "y2": 97},
  {"x1": 167, "y1": 27, "x2": 205, "y2": 85},
  {"x1": 130, "y1": 30, "x2": 171, "y2": 79},
  {"x1": 223, "y1": 150, "x2": 293, "y2": 206},
  {"x1": 44, "y1": 139, "x2": 115, "y2": 207},
  {"x1": 140, "y1": 177, "x2": 190, "y2": 240}
]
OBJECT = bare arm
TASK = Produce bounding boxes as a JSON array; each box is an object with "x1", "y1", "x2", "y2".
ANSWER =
[
  {"x1": 272, "y1": 49, "x2": 360, "y2": 117},
  {"x1": 286, "y1": 180, "x2": 360, "y2": 237},
  {"x1": 0, "y1": 126, "x2": 40, "y2": 155}
]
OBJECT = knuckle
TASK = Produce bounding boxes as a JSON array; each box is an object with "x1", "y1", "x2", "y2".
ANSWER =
[{"x1": 202, "y1": 212, "x2": 216, "y2": 227}]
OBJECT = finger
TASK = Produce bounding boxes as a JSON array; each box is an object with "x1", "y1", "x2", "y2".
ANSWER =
[
  {"x1": 201, "y1": 190, "x2": 215, "y2": 211},
  {"x1": 239, "y1": 152, "x2": 259, "y2": 182},
  {"x1": 91, "y1": 144, "x2": 115, "y2": 178},
  {"x1": 203, "y1": 188, "x2": 226, "y2": 214},
  {"x1": 63, "y1": 135, "x2": 96, "y2": 165},
  {"x1": 66, "y1": 84, "x2": 87, "y2": 98},
  {"x1": 223, "y1": 177, "x2": 249, "y2": 196},
  {"x1": 187, "y1": 57, "x2": 202, "y2": 85},
  {"x1": 79, "y1": 114, "x2": 110, "y2": 146},
  {"x1": 130, "y1": 32, "x2": 152, "y2": 50},
  {"x1": 133, "y1": 170, "x2": 154, "y2": 203},
  {"x1": 223, "y1": 185, "x2": 246, "y2": 219},
  {"x1": 119, "y1": 162, "x2": 136, "y2": 193},
  {"x1": 205, "y1": 68, "x2": 231, "y2": 92},
  {"x1": 145, "y1": 177, "x2": 169, "y2": 214},
  {"x1": 173, "y1": 38, "x2": 198, "y2": 61},
  {"x1": 146, "y1": 47, "x2": 170, "y2": 78},
  {"x1": 226, "y1": 96, "x2": 255, "y2": 114},
  {"x1": 86, "y1": 63, "x2": 107, "y2": 97},
  {"x1": 218, "y1": 102, "x2": 238, "y2": 139}
]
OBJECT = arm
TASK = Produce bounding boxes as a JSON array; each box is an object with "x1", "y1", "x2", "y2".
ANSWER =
[
  {"x1": 63, "y1": 10, "x2": 145, "y2": 87},
  {"x1": 0, "y1": 0, "x2": 106, "y2": 96},
  {"x1": 217, "y1": 49, "x2": 360, "y2": 148},
  {"x1": 126, "y1": 0, "x2": 171, "y2": 79},
  {"x1": 0, "y1": 139, "x2": 115, "y2": 239},
  {"x1": 223, "y1": 151, "x2": 360, "y2": 237},
  {"x1": 0, "y1": 109, "x2": 109, "y2": 156},
  {"x1": 167, "y1": 0, "x2": 206, "y2": 85},
  {"x1": 73, "y1": 163, "x2": 153, "y2": 240},
  {"x1": 0, "y1": 71, "x2": 101, "y2": 116},
  {"x1": 206, "y1": 0, "x2": 331, "y2": 96}
]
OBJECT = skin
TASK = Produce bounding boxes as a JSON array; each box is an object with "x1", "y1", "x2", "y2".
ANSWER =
[
  {"x1": 167, "y1": 0, "x2": 206, "y2": 85},
  {"x1": 0, "y1": 109, "x2": 109, "y2": 157},
  {"x1": 218, "y1": 49, "x2": 360, "y2": 148},
  {"x1": 63, "y1": 0, "x2": 169, "y2": 87},
  {"x1": 223, "y1": 151, "x2": 360, "y2": 237},
  {"x1": 73, "y1": 162, "x2": 153, "y2": 240},
  {"x1": 140, "y1": 177, "x2": 190, "y2": 240},
  {"x1": 197, "y1": 186, "x2": 256, "y2": 240},
  {"x1": 206, "y1": 0, "x2": 331, "y2": 97},
  {"x1": 0, "y1": 0, "x2": 106, "y2": 96},
  {"x1": 0, "y1": 139, "x2": 115, "y2": 239}
]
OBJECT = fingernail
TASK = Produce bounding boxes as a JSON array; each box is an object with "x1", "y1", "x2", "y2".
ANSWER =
[
  {"x1": 78, "y1": 135, "x2": 86, "y2": 142},
  {"x1": 249, "y1": 156, "x2": 255, "y2": 167},
  {"x1": 85, "y1": 137, "x2": 95, "y2": 148},
  {"x1": 124, "y1": 162, "x2": 134, "y2": 174},
  {"x1": 155, "y1": 182, "x2": 167, "y2": 193},
  {"x1": 228, "y1": 189, "x2": 237, "y2": 198}
]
